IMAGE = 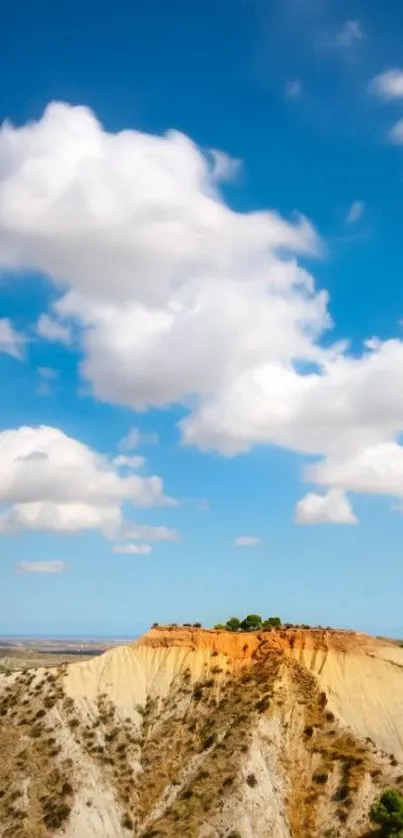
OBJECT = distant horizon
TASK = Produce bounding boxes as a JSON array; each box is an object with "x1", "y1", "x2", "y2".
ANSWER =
[
  {"x1": 1, "y1": 624, "x2": 402, "y2": 642},
  {"x1": 0, "y1": 633, "x2": 138, "y2": 641}
]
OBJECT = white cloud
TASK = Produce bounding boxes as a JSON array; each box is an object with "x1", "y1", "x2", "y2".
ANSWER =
[
  {"x1": 234, "y1": 535, "x2": 261, "y2": 547},
  {"x1": 209, "y1": 149, "x2": 242, "y2": 183},
  {"x1": 113, "y1": 454, "x2": 146, "y2": 469},
  {"x1": 113, "y1": 544, "x2": 152, "y2": 555},
  {"x1": 180, "y1": 339, "x2": 403, "y2": 459},
  {"x1": 294, "y1": 489, "x2": 357, "y2": 525},
  {"x1": 307, "y1": 442, "x2": 403, "y2": 499},
  {"x1": 17, "y1": 560, "x2": 69, "y2": 574},
  {"x1": 0, "y1": 425, "x2": 174, "y2": 535},
  {"x1": 334, "y1": 20, "x2": 363, "y2": 48},
  {"x1": 0, "y1": 103, "x2": 321, "y2": 420},
  {"x1": 0, "y1": 318, "x2": 25, "y2": 359},
  {"x1": 389, "y1": 119, "x2": 403, "y2": 145},
  {"x1": 119, "y1": 427, "x2": 159, "y2": 451},
  {"x1": 285, "y1": 79, "x2": 302, "y2": 99},
  {"x1": 370, "y1": 69, "x2": 403, "y2": 100},
  {"x1": 346, "y1": 201, "x2": 365, "y2": 224},
  {"x1": 121, "y1": 523, "x2": 181, "y2": 541},
  {"x1": 4, "y1": 104, "x2": 403, "y2": 518},
  {"x1": 36, "y1": 313, "x2": 71, "y2": 345}
]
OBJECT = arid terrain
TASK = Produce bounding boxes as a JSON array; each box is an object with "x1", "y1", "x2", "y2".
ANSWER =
[
  {"x1": 1, "y1": 625, "x2": 403, "y2": 837},
  {"x1": 0, "y1": 638, "x2": 121, "y2": 673}
]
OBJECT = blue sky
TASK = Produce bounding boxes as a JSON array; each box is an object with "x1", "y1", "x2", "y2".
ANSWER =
[{"x1": 2, "y1": 0, "x2": 403, "y2": 637}]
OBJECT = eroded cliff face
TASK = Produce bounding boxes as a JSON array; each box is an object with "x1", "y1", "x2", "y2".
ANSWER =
[
  {"x1": 1, "y1": 627, "x2": 403, "y2": 838},
  {"x1": 135, "y1": 625, "x2": 380, "y2": 661}
]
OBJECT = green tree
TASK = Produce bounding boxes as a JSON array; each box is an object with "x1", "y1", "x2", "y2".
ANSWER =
[
  {"x1": 225, "y1": 617, "x2": 241, "y2": 632},
  {"x1": 370, "y1": 789, "x2": 403, "y2": 836},
  {"x1": 214, "y1": 624, "x2": 226, "y2": 630},
  {"x1": 262, "y1": 616, "x2": 282, "y2": 629},
  {"x1": 240, "y1": 614, "x2": 262, "y2": 631}
]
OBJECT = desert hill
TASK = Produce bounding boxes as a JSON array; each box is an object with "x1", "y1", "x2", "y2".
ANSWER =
[{"x1": 1, "y1": 625, "x2": 403, "y2": 837}]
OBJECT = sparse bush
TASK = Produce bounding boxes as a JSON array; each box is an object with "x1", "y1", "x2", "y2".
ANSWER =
[
  {"x1": 246, "y1": 773, "x2": 257, "y2": 787},
  {"x1": 193, "y1": 685, "x2": 203, "y2": 701},
  {"x1": 201, "y1": 733, "x2": 216, "y2": 751},
  {"x1": 121, "y1": 812, "x2": 134, "y2": 829},
  {"x1": 61, "y1": 781, "x2": 73, "y2": 796},
  {"x1": 313, "y1": 772, "x2": 328, "y2": 784},
  {"x1": 43, "y1": 801, "x2": 71, "y2": 829},
  {"x1": 255, "y1": 697, "x2": 270, "y2": 713}
]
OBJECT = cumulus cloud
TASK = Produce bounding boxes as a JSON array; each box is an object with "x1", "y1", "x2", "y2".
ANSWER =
[
  {"x1": 370, "y1": 69, "x2": 403, "y2": 100},
  {"x1": 17, "y1": 560, "x2": 69, "y2": 574},
  {"x1": 112, "y1": 544, "x2": 152, "y2": 555},
  {"x1": 307, "y1": 442, "x2": 403, "y2": 499},
  {"x1": 346, "y1": 201, "x2": 365, "y2": 224},
  {"x1": 0, "y1": 425, "x2": 174, "y2": 535},
  {"x1": 0, "y1": 103, "x2": 322, "y2": 415},
  {"x1": 0, "y1": 318, "x2": 25, "y2": 359},
  {"x1": 234, "y1": 536, "x2": 261, "y2": 547},
  {"x1": 4, "y1": 104, "x2": 403, "y2": 520},
  {"x1": 294, "y1": 489, "x2": 357, "y2": 525}
]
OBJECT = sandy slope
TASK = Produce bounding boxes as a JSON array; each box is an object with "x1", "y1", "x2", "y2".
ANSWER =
[
  {"x1": 299, "y1": 641, "x2": 403, "y2": 760},
  {"x1": 65, "y1": 627, "x2": 403, "y2": 761},
  {"x1": 64, "y1": 642, "x2": 229, "y2": 712}
]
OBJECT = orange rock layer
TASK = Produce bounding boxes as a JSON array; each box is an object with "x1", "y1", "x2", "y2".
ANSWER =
[{"x1": 133, "y1": 625, "x2": 385, "y2": 664}]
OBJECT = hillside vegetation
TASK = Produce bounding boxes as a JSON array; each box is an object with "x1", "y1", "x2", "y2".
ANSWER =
[{"x1": 1, "y1": 625, "x2": 403, "y2": 837}]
